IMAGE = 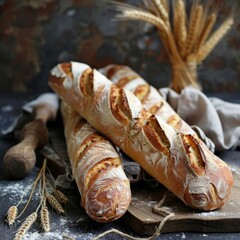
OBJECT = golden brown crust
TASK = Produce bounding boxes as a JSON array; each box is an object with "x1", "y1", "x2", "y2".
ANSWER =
[
  {"x1": 80, "y1": 68, "x2": 94, "y2": 96},
  {"x1": 181, "y1": 134, "x2": 205, "y2": 176},
  {"x1": 133, "y1": 84, "x2": 150, "y2": 101},
  {"x1": 104, "y1": 65, "x2": 124, "y2": 79},
  {"x1": 143, "y1": 115, "x2": 170, "y2": 155},
  {"x1": 119, "y1": 89, "x2": 132, "y2": 120},
  {"x1": 48, "y1": 75, "x2": 65, "y2": 87},
  {"x1": 167, "y1": 114, "x2": 183, "y2": 131},
  {"x1": 101, "y1": 65, "x2": 196, "y2": 135},
  {"x1": 100, "y1": 64, "x2": 234, "y2": 210},
  {"x1": 60, "y1": 63, "x2": 73, "y2": 79},
  {"x1": 115, "y1": 75, "x2": 138, "y2": 88},
  {"x1": 50, "y1": 62, "x2": 233, "y2": 212},
  {"x1": 148, "y1": 101, "x2": 164, "y2": 115},
  {"x1": 85, "y1": 157, "x2": 121, "y2": 191},
  {"x1": 109, "y1": 85, "x2": 131, "y2": 125},
  {"x1": 72, "y1": 133, "x2": 105, "y2": 172},
  {"x1": 60, "y1": 100, "x2": 131, "y2": 222}
]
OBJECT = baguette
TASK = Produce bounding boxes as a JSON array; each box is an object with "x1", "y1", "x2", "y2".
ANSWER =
[
  {"x1": 49, "y1": 62, "x2": 233, "y2": 211},
  {"x1": 60, "y1": 100, "x2": 131, "y2": 222},
  {"x1": 100, "y1": 64, "x2": 198, "y2": 136}
]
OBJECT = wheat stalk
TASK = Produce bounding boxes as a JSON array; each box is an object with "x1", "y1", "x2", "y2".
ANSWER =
[
  {"x1": 114, "y1": 0, "x2": 234, "y2": 93},
  {"x1": 118, "y1": 8, "x2": 170, "y2": 48},
  {"x1": 16, "y1": 162, "x2": 45, "y2": 219},
  {"x1": 46, "y1": 194, "x2": 65, "y2": 214},
  {"x1": 6, "y1": 206, "x2": 18, "y2": 226},
  {"x1": 197, "y1": 16, "x2": 234, "y2": 62},
  {"x1": 116, "y1": 2, "x2": 184, "y2": 62},
  {"x1": 40, "y1": 205, "x2": 50, "y2": 232},
  {"x1": 54, "y1": 190, "x2": 68, "y2": 205},
  {"x1": 184, "y1": 4, "x2": 203, "y2": 57},
  {"x1": 36, "y1": 159, "x2": 51, "y2": 232},
  {"x1": 14, "y1": 212, "x2": 37, "y2": 240},
  {"x1": 173, "y1": 1, "x2": 180, "y2": 37},
  {"x1": 171, "y1": 61, "x2": 200, "y2": 92}
]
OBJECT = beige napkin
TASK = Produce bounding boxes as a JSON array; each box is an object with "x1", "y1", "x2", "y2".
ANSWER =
[{"x1": 160, "y1": 87, "x2": 240, "y2": 151}]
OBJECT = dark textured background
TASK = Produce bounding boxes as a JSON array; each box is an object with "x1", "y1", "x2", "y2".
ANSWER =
[{"x1": 0, "y1": 0, "x2": 240, "y2": 93}]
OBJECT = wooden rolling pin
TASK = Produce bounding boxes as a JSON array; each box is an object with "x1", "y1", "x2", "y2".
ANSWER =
[{"x1": 3, "y1": 95, "x2": 58, "y2": 179}]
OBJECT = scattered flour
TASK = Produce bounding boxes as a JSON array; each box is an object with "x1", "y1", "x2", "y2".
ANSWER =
[
  {"x1": 181, "y1": 232, "x2": 186, "y2": 238},
  {"x1": 0, "y1": 176, "x2": 94, "y2": 240},
  {"x1": 0, "y1": 178, "x2": 40, "y2": 206},
  {"x1": 23, "y1": 232, "x2": 62, "y2": 240},
  {"x1": 193, "y1": 211, "x2": 227, "y2": 217},
  {"x1": 22, "y1": 230, "x2": 94, "y2": 240},
  {"x1": 0, "y1": 116, "x2": 15, "y2": 129},
  {"x1": 1, "y1": 105, "x2": 13, "y2": 112}
]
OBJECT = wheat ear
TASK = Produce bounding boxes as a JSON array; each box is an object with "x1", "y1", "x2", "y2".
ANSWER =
[
  {"x1": 197, "y1": 16, "x2": 234, "y2": 62},
  {"x1": 174, "y1": 0, "x2": 187, "y2": 56},
  {"x1": 6, "y1": 206, "x2": 18, "y2": 226},
  {"x1": 37, "y1": 158, "x2": 51, "y2": 232},
  {"x1": 54, "y1": 190, "x2": 68, "y2": 205},
  {"x1": 6, "y1": 181, "x2": 30, "y2": 226},
  {"x1": 184, "y1": 4, "x2": 203, "y2": 57},
  {"x1": 196, "y1": 12, "x2": 217, "y2": 51},
  {"x1": 118, "y1": 9, "x2": 168, "y2": 34},
  {"x1": 14, "y1": 212, "x2": 37, "y2": 240},
  {"x1": 152, "y1": 0, "x2": 169, "y2": 22},
  {"x1": 40, "y1": 205, "x2": 50, "y2": 232},
  {"x1": 46, "y1": 194, "x2": 64, "y2": 214},
  {"x1": 161, "y1": 0, "x2": 169, "y2": 13},
  {"x1": 173, "y1": 0, "x2": 180, "y2": 37},
  {"x1": 44, "y1": 169, "x2": 69, "y2": 206}
]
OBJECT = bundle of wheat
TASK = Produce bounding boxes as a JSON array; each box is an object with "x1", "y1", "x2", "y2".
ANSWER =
[
  {"x1": 115, "y1": 0, "x2": 234, "y2": 93},
  {"x1": 4, "y1": 158, "x2": 69, "y2": 239}
]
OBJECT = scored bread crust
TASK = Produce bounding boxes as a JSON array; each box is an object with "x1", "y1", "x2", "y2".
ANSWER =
[
  {"x1": 49, "y1": 62, "x2": 233, "y2": 211},
  {"x1": 60, "y1": 100, "x2": 131, "y2": 222},
  {"x1": 100, "y1": 64, "x2": 199, "y2": 136}
]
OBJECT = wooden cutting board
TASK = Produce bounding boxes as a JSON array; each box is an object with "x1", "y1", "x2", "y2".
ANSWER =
[{"x1": 122, "y1": 167, "x2": 240, "y2": 235}]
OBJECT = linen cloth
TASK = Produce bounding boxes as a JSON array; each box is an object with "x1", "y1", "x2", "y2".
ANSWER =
[{"x1": 160, "y1": 87, "x2": 240, "y2": 151}]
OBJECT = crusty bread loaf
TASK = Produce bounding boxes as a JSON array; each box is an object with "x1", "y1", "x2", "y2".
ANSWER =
[
  {"x1": 100, "y1": 64, "x2": 198, "y2": 136},
  {"x1": 49, "y1": 62, "x2": 233, "y2": 211},
  {"x1": 60, "y1": 100, "x2": 131, "y2": 222}
]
